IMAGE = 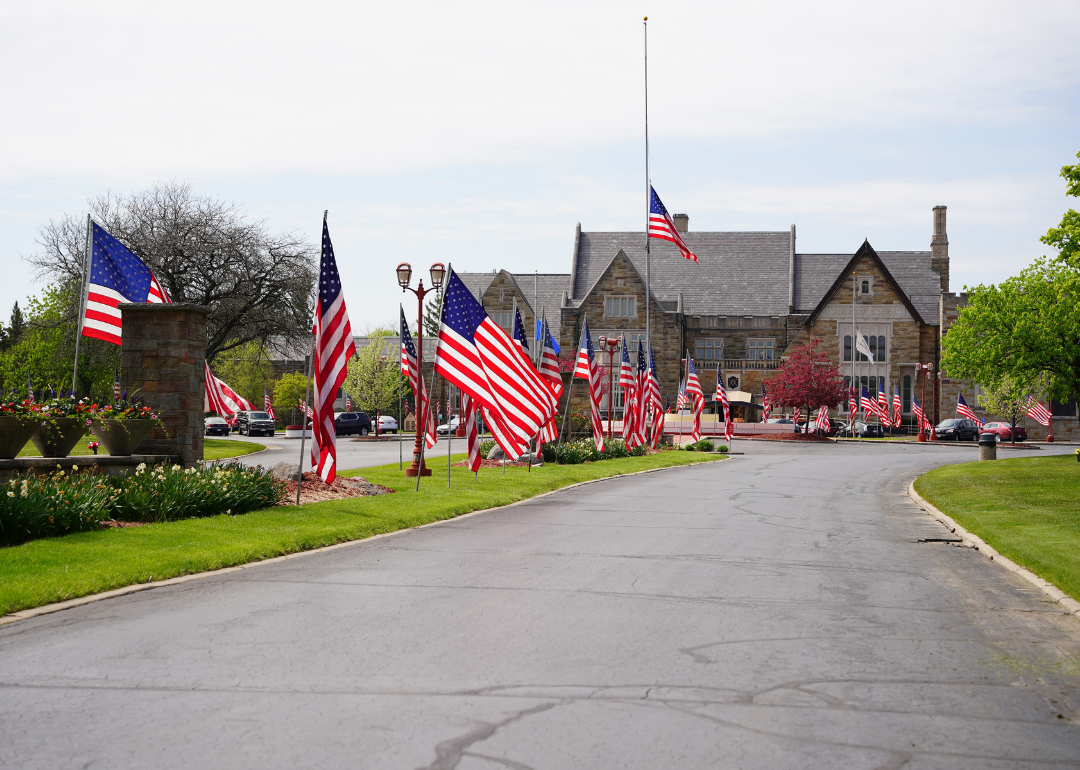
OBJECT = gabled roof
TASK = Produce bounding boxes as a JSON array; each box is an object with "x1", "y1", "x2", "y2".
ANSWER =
[
  {"x1": 572, "y1": 231, "x2": 792, "y2": 316},
  {"x1": 794, "y1": 249, "x2": 940, "y2": 321},
  {"x1": 803, "y1": 240, "x2": 927, "y2": 326},
  {"x1": 573, "y1": 249, "x2": 679, "y2": 316},
  {"x1": 454, "y1": 271, "x2": 572, "y2": 339}
]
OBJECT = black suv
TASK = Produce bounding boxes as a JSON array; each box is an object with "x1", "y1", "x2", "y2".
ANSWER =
[
  {"x1": 934, "y1": 418, "x2": 980, "y2": 441},
  {"x1": 335, "y1": 411, "x2": 372, "y2": 436},
  {"x1": 235, "y1": 411, "x2": 276, "y2": 437}
]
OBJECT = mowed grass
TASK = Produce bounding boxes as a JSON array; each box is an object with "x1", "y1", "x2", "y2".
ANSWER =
[
  {"x1": 0, "y1": 451, "x2": 724, "y2": 616},
  {"x1": 204, "y1": 438, "x2": 265, "y2": 461},
  {"x1": 915, "y1": 455, "x2": 1080, "y2": 600}
]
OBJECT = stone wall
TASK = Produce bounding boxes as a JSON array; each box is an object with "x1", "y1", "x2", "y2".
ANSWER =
[{"x1": 120, "y1": 303, "x2": 209, "y2": 466}]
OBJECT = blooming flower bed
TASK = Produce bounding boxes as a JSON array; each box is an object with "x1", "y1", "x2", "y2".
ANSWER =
[{"x1": 0, "y1": 462, "x2": 286, "y2": 547}]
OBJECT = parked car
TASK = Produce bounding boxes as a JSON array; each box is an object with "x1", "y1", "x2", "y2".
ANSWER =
[
  {"x1": 436, "y1": 417, "x2": 462, "y2": 436},
  {"x1": 934, "y1": 418, "x2": 980, "y2": 441},
  {"x1": 377, "y1": 415, "x2": 398, "y2": 434},
  {"x1": 765, "y1": 417, "x2": 794, "y2": 424},
  {"x1": 236, "y1": 411, "x2": 276, "y2": 437},
  {"x1": 832, "y1": 420, "x2": 885, "y2": 438},
  {"x1": 204, "y1": 415, "x2": 230, "y2": 436},
  {"x1": 980, "y1": 421, "x2": 1027, "y2": 442},
  {"x1": 335, "y1": 411, "x2": 371, "y2": 436}
]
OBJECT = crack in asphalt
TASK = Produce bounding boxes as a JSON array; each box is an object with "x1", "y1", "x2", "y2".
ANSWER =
[{"x1": 413, "y1": 702, "x2": 557, "y2": 770}]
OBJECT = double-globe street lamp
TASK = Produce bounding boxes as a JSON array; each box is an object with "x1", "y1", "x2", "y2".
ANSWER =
[
  {"x1": 916, "y1": 362, "x2": 936, "y2": 442},
  {"x1": 396, "y1": 262, "x2": 445, "y2": 477},
  {"x1": 597, "y1": 335, "x2": 621, "y2": 443}
]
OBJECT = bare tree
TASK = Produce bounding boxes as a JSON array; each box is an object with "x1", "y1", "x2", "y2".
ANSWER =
[{"x1": 26, "y1": 182, "x2": 317, "y2": 363}]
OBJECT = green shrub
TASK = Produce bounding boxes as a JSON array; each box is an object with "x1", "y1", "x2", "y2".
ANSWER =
[
  {"x1": 541, "y1": 438, "x2": 647, "y2": 464},
  {"x1": 0, "y1": 466, "x2": 118, "y2": 547},
  {"x1": 695, "y1": 439, "x2": 715, "y2": 452},
  {"x1": 684, "y1": 443, "x2": 697, "y2": 452},
  {"x1": 112, "y1": 462, "x2": 285, "y2": 523},
  {"x1": 478, "y1": 440, "x2": 495, "y2": 458},
  {"x1": 716, "y1": 444, "x2": 729, "y2": 453}
]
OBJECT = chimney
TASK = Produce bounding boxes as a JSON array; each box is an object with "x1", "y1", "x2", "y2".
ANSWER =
[
  {"x1": 930, "y1": 205, "x2": 949, "y2": 293},
  {"x1": 673, "y1": 213, "x2": 689, "y2": 233}
]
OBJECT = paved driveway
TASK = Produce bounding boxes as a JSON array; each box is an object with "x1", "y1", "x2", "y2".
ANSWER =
[
  {"x1": 222, "y1": 431, "x2": 450, "y2": 471},
  {"x1": 1, "y1": 443, "x2": 1078, "y2": 768}
]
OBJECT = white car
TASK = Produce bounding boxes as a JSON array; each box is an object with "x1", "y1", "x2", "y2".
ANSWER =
[
  {"x1": 377, "y1": 415, "x2": 398, "y2": 433},
  {"x1": 436, "y1": 417, "x2": 462, "y2": 435}
]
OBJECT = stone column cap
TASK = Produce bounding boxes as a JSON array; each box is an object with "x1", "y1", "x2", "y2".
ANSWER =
[{"x1": 118, "y1": 302, "x2": 210, "y2": 314}]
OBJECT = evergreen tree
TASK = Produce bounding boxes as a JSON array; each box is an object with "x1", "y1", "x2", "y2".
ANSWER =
[
  {"x1": 8, "y1": 302, "x2": 25, "y2": 344},
  {"x1": 423, "y1": 288, "x2": 442, "y2": 339}
]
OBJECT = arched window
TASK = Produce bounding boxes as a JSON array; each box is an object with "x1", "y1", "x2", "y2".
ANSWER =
[
  {"x1": 861, "y1": 280, "x2": 870, "y2": 294},
  {"x1": 843, "y1": 335, "x2": 852, "y2": 362}
]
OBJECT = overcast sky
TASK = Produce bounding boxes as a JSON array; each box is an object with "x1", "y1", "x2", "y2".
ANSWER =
[{"x1": 2, "y1": 0, "x2": 1077, "y2": 330}]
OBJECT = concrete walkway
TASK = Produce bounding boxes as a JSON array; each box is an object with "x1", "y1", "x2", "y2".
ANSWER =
[{"x1": 1, "y1": 443, "x2": 1078, "y2": 768}]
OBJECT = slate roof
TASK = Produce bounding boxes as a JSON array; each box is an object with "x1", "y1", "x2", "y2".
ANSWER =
[
  {"x1": 794, "y1": 250, "x2": 939, "y2": 322},
  {"x1": 572, "y1": 232, "x2": 793, "y2": 316},
  {"x1": 454, "y1": 271, "x2": 572, "y2": 339}
]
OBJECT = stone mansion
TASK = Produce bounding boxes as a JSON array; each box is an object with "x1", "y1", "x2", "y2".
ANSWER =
[{"x1": 455, "y1": 207, "x2": 1075, "y2": 440}]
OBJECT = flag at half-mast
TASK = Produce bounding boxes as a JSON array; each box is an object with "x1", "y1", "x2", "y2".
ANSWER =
[
  {"x1": 309, "y1": 218, "x2": 356, "y2": 484},
  {"x1": 433, "y1": 269, "x2": 556, "y2": 459},
  {"x1": 648, "y1": 186, "x2": 698, "y2": 263},
  {"x1": 82, "y1": 222, "x2": 168, "y2": 344}
]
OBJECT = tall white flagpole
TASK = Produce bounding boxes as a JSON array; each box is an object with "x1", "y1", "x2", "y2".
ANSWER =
[
  {"x1": 643, "y1": 17, "x2": 652, "y2": 364},
  {"x1": 296, "y1": 210, "x2": 325, "y2": 504},
  {"x1": 71, "y1": 214, "x2": 92, "y2": 395}
]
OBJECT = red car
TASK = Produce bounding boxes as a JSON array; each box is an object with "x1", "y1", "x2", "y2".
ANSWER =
[{"x1": 980, "y1": 421, "x2": 1027, "y2": 442}]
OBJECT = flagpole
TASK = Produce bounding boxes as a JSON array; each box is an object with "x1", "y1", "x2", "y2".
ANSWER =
[
  {"x1": 852, "y1": 274, "x2": 857, "y2": 433},
  {"x1": 399, "y1": 303, "x2": 404, "y2": 469},
  {"x1": 643, "y1": 16, "x2": 652, "y2": 366},
  {"x1": 296, "y1": 210, "x2": 325, "y2": 504},
  {"x1": 446, "y1": 385, "x2": 452, "y2": 488},
  {"x1": 419, "y1": 261, "x2": 449, "y2": 492},
  {"x1": 71, "y1": 214, "x2": 92, "y2": 395}
]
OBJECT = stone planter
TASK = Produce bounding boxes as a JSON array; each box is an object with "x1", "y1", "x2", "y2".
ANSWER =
[
  {"x1": 30, "y1": 417, "x2": 87, "y2": 458},
  {"x1": 0, "y1": 416, "x2": 40, "y2": 459},
  {"x1": 89, "y1": 419, "x2": 155, "y2": 457}
]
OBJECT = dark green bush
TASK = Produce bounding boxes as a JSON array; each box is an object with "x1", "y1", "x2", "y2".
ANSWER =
[
  {"x1": 541, "y1": 438, "x2": 646, "y2": 465},
  {"x1": 695, "y1": 439, "x2": 715, "y2": 452},
  {"x1": 716, "y1": 444, "x2": 729, "y2": 453},
  {"x1": 0, "y1": 466, "x2": 117, "y2": 546}
]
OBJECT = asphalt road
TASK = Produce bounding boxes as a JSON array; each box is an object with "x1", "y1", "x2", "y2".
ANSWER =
[{"x1": 2, "y1": 443, "x2": 1079, "y2": 768}]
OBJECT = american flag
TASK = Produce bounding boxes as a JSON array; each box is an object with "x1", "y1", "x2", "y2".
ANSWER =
[
  {"x1": 716, "y1": 367, "x2": 734, "y2": 443},
  {"x1": 793, "y1": 406, "x2": 801, "y2": 425},
  {"x1": 309, "y1": 219, "x2": 356, "y2": 483},
  {"x1": 82, "y1": 222, "x2": 168, "y2": 345},
  {"x1": 264, "y1": 389, "x2": 276, "y2": 421},
  {"x1": 892, "y1": 384, "x2": 903, "y2": 428},
  {"x1": 462, "y1": 393, "x2": 481, "y2": 472},
  {"x1": 512, "y1": 307, "x2": 530, "y2": 360},
  {"x1": 113, "y1": 369, "x2": 121, "y2": 402},
  {"x1": 1025, "y1": 395, "x2": 1051, "y2": 427},
  {"x1": 761, "y1": 383, "x2": 771, "y2": 421},
  {"x1": 619, "y1": 338, "x2": 637, "y2": 447},
  {"x1": 300, "y1": 399, "x2": 314, "y2": 419},
  {"x1": 648, "y1": 186, "x2": 698, "y2": 264},
  {"x1": 204, "y1": 362, "x2": 254, "y2": 417},
  {"x1": 400, "y1": 308, "x2": 437, "y2": 450},
  {"x1": 912, "y1": 396, "x2": 929, "y2": 431},
  {"x1": 685, "y1": 354, "x2": 703, "y2": 442},
  {"x1": 433, "y1": 269, "x2": 556, "y2": 460},
  {"x1": 814, "y1": 405, "x2": 831, "y2": 434},
  {"x1": 956, "y1": 393, "x2": 981, "y2": 426},
  {"x1": 878, "y1": 382, "x2": 889, "y2": 423},
  {"x1": 538, "y1": 316, "x2": 563, "y2": 399},
  {"x1": 648, "y1": 350, "x2": 665, "y2": 448},
  {"x1": 572, "y1": 318, "x2": 605, "y2": 451},
  {"x1": 676, "y1": 379, "x2": 688, "y2": 412},
  {"x1": 862, "y1": 387, "x2": 887, "y2": 422}
]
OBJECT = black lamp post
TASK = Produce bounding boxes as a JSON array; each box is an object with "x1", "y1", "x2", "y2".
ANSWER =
[{"x1": 397, "y1": 262, "x2": 445, "y2": 477}]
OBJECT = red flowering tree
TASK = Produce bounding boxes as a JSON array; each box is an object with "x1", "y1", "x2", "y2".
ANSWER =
[{"x1": 766, "y1": 339, "x2": 846, "y2": 431}]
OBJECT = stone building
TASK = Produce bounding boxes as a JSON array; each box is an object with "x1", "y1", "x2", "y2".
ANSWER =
[{"x1": 457, "y1": 206, "x2": 1077, "y2": 438}]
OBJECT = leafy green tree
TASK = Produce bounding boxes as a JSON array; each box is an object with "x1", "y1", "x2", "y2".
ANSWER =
[
  {"x1": 343, "y1": 332, "x2": 404, "y2": 420},
  {"x1": 1041, "y1": 151, "x2": 1080, "y2": 269},
  {"x1": 272, "y1": 372, "x2": 311, "y2": 426},
  {"x1": 940, "y1": 258, "x2": 1080, "y2": 401},
  {"x1": 977, "y1": 374, "x2": 1038, "y2": 444},
  {"x1": 211, "y1": 340, "x2": 272, "y2": 407}
]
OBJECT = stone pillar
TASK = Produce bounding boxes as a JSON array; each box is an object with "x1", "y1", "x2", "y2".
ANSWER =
[{"x1": 119, "y1": 303, "x2": 209, "y2": 466}]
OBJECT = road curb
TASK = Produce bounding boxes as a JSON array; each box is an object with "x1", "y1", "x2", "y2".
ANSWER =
[
  {"x1": 908, "y1": 481, "x2": 1080, "y2": 621},
  {"x1": 0, "y1": 456, "x2": 727, "y2": 628}
]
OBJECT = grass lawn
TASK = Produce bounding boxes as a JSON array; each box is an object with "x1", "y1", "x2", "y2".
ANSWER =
[
  {"x1": 0, "y1": 450, "x2": 724, "y2": 616},
  {"x1": 17, "y1": 435, "x2": 98, "y2": 457},
  {"x1": 915, "y1": 454, "x2": 1080, "y2": 600},
  {"x1": 204, "y1": 438, "x2": 266, "y2": 461}
]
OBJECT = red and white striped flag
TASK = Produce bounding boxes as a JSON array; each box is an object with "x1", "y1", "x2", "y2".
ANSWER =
[
  {"x1": 716, "y1": 368, "x2": 734, "y2": 444},
  {"x1": 573, "y1": 318, "x2": 605, "y2": 451},
  {"x1": 793, "y1": 406, "x2": 802, "y2": 425},
  {"x1": 433, "y1": 269, "x2": 557, "y2": 460},
  {"x1": 912, "y1": 396, "x2": 930, "y2": 431},
  {"x1": 648, "y1": 186, "x2": 697, "y2": 263},
  {"x1": 761, "y1": 383, "x2": 771, "y2": 421},
  {"x1": 462, "y1": 393, "x2": 482, "y2": 472},
  {"x1": 956, "y1": 393, "x2": 981, "y2": 426},
  {"x1": 299, "y1": 399, "x2": 314, "y2": 419},
  {"x1": 877, "y1": 383, "x2": 889, "y2": 424},
  {"x1": 848, "y1": 388, "x2": 858, "y2": 431},
  {"x1": 309, "y1": 219, "x2": 356, "y2": 483},
  {"x1": 685, "y1": 353, "x2": 703, "y2": 442},
  {"x1": 892, "y1": 384, "x2": 903, "y2": 428},
  {"x1": 1025, "y1": 395, "x2": 1051, "y2": 427},
  {"x1": 814, "y1": 405, "x2": 830, "y2": 434},
  {"x1": 264, "y1": 389, "x2": 275, "y2": 421},
  {"x1": 204, "y1": 362, "x2": 254, "y2": 417},
  {"x1": 647, "y1": 349, "x2": 664, "y2": 448},
  {"x1": 861, "y1": 387, "x2": 887, "y2": 422},
  {"x1": 345, "y1": 392, "x2": 352, "y2": 412},
  {"x1": 538, "y1": 316, "x2": 563, "y2": 399}
]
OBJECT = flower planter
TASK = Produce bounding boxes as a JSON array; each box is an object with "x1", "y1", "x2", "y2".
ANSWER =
[
  {"x1": 0, "y1": 415, "x2": 40, "y2": 459},
  {"x1": 89, "y1": 419, "x2": 155, "y2": 457},
  {"x1": 30, "y1": 417, "x2": 87, "y2": 458}
]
